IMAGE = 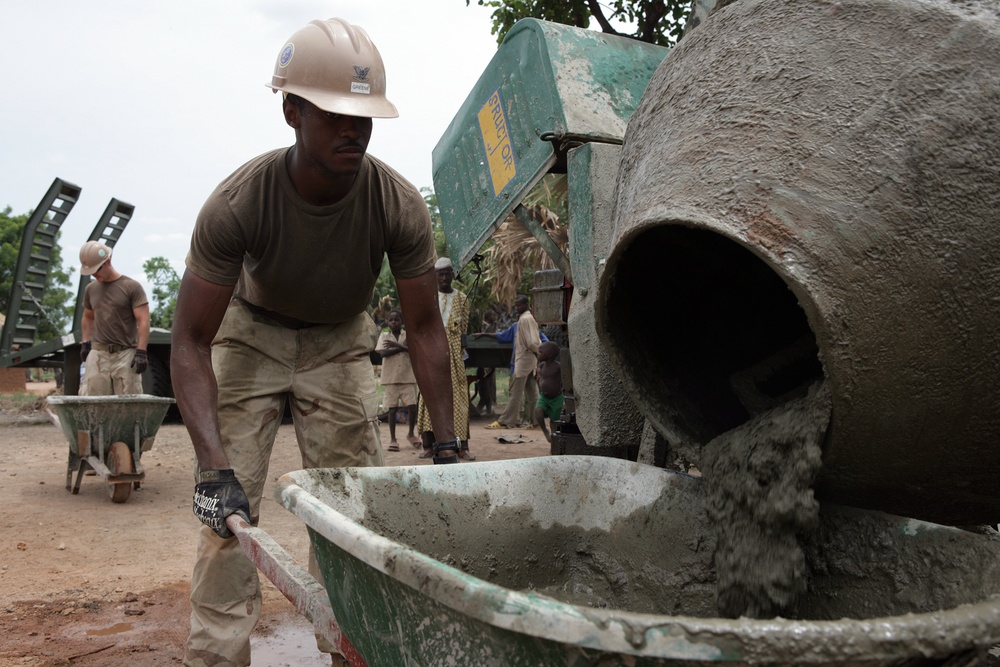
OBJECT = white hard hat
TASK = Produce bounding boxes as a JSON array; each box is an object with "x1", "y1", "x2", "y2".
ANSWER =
[{"x1": 266, "y1": 18, "x2": 399, "y2": 119}]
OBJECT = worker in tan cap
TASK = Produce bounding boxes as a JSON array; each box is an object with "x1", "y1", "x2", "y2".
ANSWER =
[
  {"x1": 78, "y1": 240, "x2": 150, "y2": 396},
  {"x1": 171, "y1": 17, "x2": 457, "y2": 667}
]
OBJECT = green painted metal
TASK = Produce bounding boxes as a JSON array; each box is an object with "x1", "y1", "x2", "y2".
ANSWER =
[
  {"x1": 513, "y1": 205, "x2": 571, "y2": 278},
  {"x1": 276, "y1": 458, "x2": 1000, "y2": 666},
  {"x1": 0, "y1": 178, "x2": 82, "y2": 367},
  {"x1": 47, "y1": 395, "x2": 175, "y2": 453},
  {"x1": 432, "y1": 18, "x2": 668, "y2": 271},
  {"x1": 47, "y1": 395, "x2": 175, "y2": 500},
  {"x1": 0, "y1": 184, "x2": 146, "y2": 380}
]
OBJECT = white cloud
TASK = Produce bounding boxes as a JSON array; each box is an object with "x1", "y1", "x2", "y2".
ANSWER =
[{"x1": 1, "y1": 0, "x2": 499, "y2": 294}]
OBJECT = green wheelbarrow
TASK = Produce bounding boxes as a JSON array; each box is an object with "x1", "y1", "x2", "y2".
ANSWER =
[
  {"x1": 232, "y1": 456, "x2": 1000, "y2": 666},
  {"x1": 46, "y1": 395, "x2": 175, "y2": 503}
]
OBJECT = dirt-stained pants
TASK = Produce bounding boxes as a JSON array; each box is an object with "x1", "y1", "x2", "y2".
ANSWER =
[
  {"x1": 184, "y1": 301, "x2": 383, "y2": 667},
  {"x1": 497, "y1": 372, "x2": 538, "y2": 427},
  {"x1": 80, "y1": 348, "x2": 143, "y2": 395}
]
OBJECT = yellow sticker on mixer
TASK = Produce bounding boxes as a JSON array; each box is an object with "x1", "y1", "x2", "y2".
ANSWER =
[{"x1": 478, "y1": 88, "x2": 516, "y2": 197}]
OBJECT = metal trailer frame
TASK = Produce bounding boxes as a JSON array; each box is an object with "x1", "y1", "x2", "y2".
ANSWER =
[{"x1": 0, "y1": 177, "x2": 173, "y2": 398}]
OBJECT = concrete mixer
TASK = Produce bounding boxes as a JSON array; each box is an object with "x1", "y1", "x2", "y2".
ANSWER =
[
  {"x1": 210, "y1": 3, "x2": 1000, "y2": 664},
  {"x1": 433, "y1": 0, "x2": 1000, "y2": 527}
]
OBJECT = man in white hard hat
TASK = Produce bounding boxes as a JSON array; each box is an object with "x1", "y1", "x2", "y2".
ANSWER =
[
  {"x1": 78, "y1": 241, "x2": 150, "y2": 395},
  {"x1": 171, "y1": 18, "x2": 458, "y2": 667}
]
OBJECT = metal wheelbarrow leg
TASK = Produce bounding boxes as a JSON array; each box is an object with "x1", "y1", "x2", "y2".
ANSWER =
[{"x1": 225, "y1": 515, "x2": 369, "y2": 667}]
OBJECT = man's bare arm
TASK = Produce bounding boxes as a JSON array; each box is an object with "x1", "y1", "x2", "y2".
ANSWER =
[
  {"x1": 396, "y1": 268, "x2": 456, "y2": 448},
  {"x1": 133, "y1": 303, "x2": 151, "y2": 350},
  {"x1": 171, "y1": 271, "x2": 235, "y2": 470},
  {"x1": 81, "y1": 308, "x2": 95, "y2": 342}
]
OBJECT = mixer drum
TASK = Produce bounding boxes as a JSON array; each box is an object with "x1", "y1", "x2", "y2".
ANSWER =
[{"x1": 597, "y1": 0, "x2": 1000, "y2": 525}]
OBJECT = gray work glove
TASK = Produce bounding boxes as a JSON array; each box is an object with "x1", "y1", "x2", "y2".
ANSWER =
[
  {"x1": 193, "y1": 469, "x2": 251, "y2": 539},
  {"x1": 131, "y1": 348, "x2": 148, "y2": 374},
  {"x1": 81, "y1": 340, "x2": 91, "y2": 361}
]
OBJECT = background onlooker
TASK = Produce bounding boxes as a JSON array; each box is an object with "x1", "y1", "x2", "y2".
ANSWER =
[{"x1": 376, "y1": 308, "x2": 420, "y2": 451}]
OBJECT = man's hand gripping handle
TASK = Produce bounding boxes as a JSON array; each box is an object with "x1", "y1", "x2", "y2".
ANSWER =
[{"x1": 193, "y1": 468, "x2": 251, "y2": 539}]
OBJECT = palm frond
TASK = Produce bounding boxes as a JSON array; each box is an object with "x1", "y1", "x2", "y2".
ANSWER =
[{"x1": 483, "y1": 201, "x2": 568, "y2": 308}]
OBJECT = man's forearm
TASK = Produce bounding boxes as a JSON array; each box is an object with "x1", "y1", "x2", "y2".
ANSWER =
[
  {"x1": 172, "y1": 338, "x2": 229, "y2": 470},
  {"x1": 408, "y1": 331, "x2": 455, "y2": 441}
]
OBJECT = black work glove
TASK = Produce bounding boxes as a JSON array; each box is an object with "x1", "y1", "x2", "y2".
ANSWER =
[
  {"x1": 81, "y1": 340, "x2": 91, "y2": 361},
  {"x1": 131, "y1": 349, "x2": 148, "y2": 374},
  {"x1": 193, "y1": 469, "x2": 251, "y2": 539}
]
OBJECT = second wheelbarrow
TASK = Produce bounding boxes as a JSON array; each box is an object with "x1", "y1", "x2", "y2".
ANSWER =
[{"x1": 46, "y1": 394, "x2": 175, "y2": 503}]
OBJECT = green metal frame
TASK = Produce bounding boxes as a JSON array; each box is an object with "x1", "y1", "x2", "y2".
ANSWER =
[
  {"x1": 1, "y1": 178, "x2": 82, "y2": 367},
  {"x1": 0, "y1": 183, "x2": 165, "y2": 386},
  {"x1": 431, "y1": 18, "x2": 668, "y2": 273}
]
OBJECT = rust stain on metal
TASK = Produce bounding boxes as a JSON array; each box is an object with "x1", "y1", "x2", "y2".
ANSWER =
[{"x1": 738, "y1": 204, "x2": 796, "y2": 256}]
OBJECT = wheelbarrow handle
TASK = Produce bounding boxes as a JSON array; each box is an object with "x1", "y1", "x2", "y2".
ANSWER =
[{"x1": 225, "y1": 515, "x2": 369, "y2": 667}]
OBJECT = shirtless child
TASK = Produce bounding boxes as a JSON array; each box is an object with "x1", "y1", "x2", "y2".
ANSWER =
[{"x1": 533, "y1": 341, "x2": 563, "y2": 443}]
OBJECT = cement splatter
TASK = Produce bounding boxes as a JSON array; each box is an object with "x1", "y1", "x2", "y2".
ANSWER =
[{"x1": 701, "y1": 382, "x2": 830, "y2": 618}]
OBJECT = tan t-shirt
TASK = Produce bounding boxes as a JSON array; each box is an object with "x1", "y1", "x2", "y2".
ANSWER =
[
  {"x1": 83, "y1": 275, "x2": 148, "y2": 348},
  {"x1": 376, "y1": 329, "x2": 415, "y2": 385},
  {"x1": 186, "y1": 149, "x2": 436, "y2": 324}
]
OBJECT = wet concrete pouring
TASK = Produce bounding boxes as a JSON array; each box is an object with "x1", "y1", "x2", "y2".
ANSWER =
[{"x1": 346, "y1": 381, "x2": 1000, "y2": 663}]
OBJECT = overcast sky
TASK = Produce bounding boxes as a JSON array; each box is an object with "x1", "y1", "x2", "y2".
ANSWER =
[{"x1": 1, "y1": 0, "x2": 502, "y2": 300}]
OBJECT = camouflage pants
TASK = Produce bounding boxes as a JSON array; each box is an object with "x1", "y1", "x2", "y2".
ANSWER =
[
  {"x1": 184, "y1": 300, "x2": 382, "y2": 667},
  {"x1": 80, "y1": 348, "x2": 143, "y2": 396}
]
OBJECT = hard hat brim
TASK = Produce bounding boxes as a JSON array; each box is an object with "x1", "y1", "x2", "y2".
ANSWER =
[
  {"x1": 80, "y1": 258, "x2": 108, "y2": 276},
  {"x1": 268, "y1": 84, "x2": 399, "y2": 119}
]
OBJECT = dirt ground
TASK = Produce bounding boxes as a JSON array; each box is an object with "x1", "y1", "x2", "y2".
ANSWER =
[{"x1": 0, "y1": 383, "x2": 550, "y2": 666}]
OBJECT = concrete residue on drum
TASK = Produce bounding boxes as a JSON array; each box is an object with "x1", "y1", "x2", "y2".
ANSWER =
[{"x1": 701, "y1": 382, "x2": 830, "y2": 618}]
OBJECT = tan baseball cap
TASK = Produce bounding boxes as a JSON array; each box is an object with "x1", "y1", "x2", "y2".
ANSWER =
[{"x1": 80, "y1": 241, "x2": 112, "y2": 276}]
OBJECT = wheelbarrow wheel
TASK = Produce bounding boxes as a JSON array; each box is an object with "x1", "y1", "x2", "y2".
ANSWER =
[{"x1": 107, "y1": 441, "x2": 134, "y2": 504}]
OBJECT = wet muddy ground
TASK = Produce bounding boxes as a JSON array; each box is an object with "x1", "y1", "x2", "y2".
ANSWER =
[{"x1": 0, "y1": 389, "x2": 549, "y2": 666}]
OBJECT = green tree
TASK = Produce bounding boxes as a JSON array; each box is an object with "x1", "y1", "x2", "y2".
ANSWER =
[
  {"x1": 370, "y1": 188, "x2": 496, "y2": 332},
  {"x1": 0, "y1": 206, "x2": 74, "y2": 342},
  {"x1": 466, "y1": 0, "x2": 691, "y2": 46},
  {"x1": 143, "y1": 256, "x2": 180, "y2": 329}
]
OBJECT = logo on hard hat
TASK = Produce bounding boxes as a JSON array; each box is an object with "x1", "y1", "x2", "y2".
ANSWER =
[
  {"x1": 351, "y1": 65, "x2": 371, "y2": 95},
  {"x1": 278, "y1": 43, "x2": 294, "y2": 68}
]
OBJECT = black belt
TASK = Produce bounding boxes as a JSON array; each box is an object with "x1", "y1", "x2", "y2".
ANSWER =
[
  {"x1": 236, "y1": 298, "x2": 322, "y2": 330},
  {"x1": 91, "y1": 342, "x2": 133, "y2": 354}
]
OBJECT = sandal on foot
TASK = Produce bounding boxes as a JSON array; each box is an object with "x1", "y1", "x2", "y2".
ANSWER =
[
  {"x1": 407, "y1": 435, "x2": 422, "y2": 449},
  {"x1": 485, "y1": 421, "x2": 507, "y2": 429},
  {"x1": 458, "y1": 450, "x2": 477, "y2": 461},
  {"x1": 418, "y1": 448, "x2": 434, "y2": 459},
  {"x1": 388, "y1": 443, "x2": 400, "y2": 452}
]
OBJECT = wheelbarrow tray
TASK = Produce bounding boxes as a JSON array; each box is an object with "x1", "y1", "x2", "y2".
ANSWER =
[
  {"x1": 275, "y1": 456, "x2": 1000, "y2": 666},
  {"x1": 47, "y1": 395, "x2": 175, "y2": 498}
]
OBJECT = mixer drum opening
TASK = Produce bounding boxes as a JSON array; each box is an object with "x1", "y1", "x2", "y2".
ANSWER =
[{"x1": 601, "y1": 224, "x2": 823, "y2": 444}]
